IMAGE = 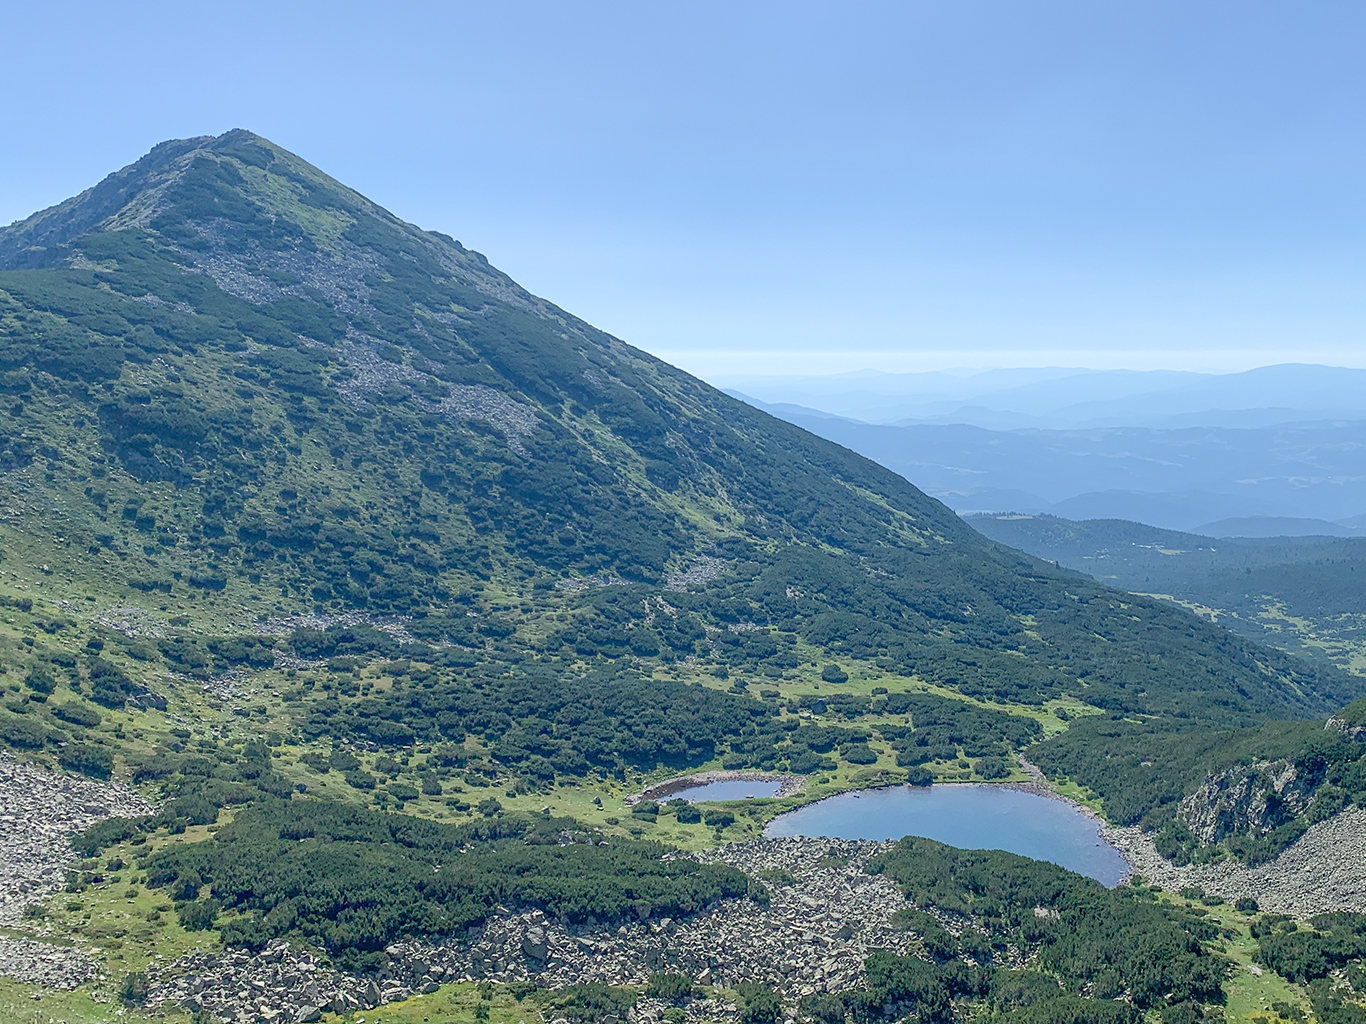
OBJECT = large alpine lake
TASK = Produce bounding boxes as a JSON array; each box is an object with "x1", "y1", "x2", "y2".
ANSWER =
[{"x1": 764, "y1": 784, "x2": 1131, "y2": 886}]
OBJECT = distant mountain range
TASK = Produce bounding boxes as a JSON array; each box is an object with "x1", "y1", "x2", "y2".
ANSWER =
[
  {"x1": 718, "y1": 364, "x2": 1366, "y2": 430},
  {"x1": 731, "y1": 394, "x2": 1366, "y2": 533}
]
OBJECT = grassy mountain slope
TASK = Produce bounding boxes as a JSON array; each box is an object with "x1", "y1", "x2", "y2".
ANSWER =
[
  {"x1": 3, "y1": 130, "x2": 1365, "y2": 1022},
  {"x1": 0, "y1": 129, "x2": 1356, "y2": 737}
]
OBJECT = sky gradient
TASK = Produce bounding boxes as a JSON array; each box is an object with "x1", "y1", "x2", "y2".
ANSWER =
[{"x1": 5, "y1": 1, "x2": 1365, "y2": 376}]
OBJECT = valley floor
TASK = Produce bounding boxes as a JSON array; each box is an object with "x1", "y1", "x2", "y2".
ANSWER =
[{"x1": 1, "y1": 756, "x2": 1363, "y2": 1023}]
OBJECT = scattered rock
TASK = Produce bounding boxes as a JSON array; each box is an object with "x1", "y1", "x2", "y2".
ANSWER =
[
  {"x1": 0, "y1": 753, "x2": 153, "y2": 928},
  {"x1": 0, "y1": 935, "x2": 99, "y2": 990},
  {"x1": 147, "y1": 838, "x2": 911, "y2": 1022},
  {"x1": 1104, "y1": 805, "x2": 1366, "y2": 916}
]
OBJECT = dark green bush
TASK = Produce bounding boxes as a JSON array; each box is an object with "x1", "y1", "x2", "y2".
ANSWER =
[
  {"x1": 344, "y1": 770, "x2": 376, "y2": 790},
  {"x1": 58, "y1": 743, "x2": 113, "y2": 778},
  {"x1": 175, "y1": 898, "x2": 221, "y2": 931},
  {"x1": 736, "y1": 981, "x2": 783, "y2": 1024},
  {"x1": 645, "y1": 972, "x2": 694, "y2": 1003},
  {"x1": 24, "y1": 668, "x2": 56, "y2": 694},
  {"x1": 974, "y1": 756, "x2": 1010, "y2": 780},
  {"x1": 144, "y1": 801, "x2": 751, "y2": 971},
  {"x1": 52, "y1": 701, "x2": 101, "y2": 728}
]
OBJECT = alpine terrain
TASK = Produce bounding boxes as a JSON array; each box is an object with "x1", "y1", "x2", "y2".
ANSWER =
[{"x1": 1, "y1": 131, "x2": 1364, "y2": 1024}]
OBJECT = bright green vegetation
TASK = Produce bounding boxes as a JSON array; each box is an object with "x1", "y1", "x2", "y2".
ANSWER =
[
  {"x1": 969, "y1": 514, "x2": 1366, "y2": 674},
  {"x1": 0, "y1": 978, "x2": 188, "y2": 1024},
  {"x1": 1031, "y1": 698, "x2": 1366, "y2": 864},
  {"x1": 0, "y1": 130, "x2": 1364, "y2": 1018}
]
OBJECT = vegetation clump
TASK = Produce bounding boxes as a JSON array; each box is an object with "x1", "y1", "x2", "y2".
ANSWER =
[{"x1": 140, "y1": 800, "x2": 753, "y2": 970}]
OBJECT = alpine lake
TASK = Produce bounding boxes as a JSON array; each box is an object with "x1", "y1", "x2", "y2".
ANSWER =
[{"x1": 671, "y1": 780, "x2": 1130, "y2": 886}]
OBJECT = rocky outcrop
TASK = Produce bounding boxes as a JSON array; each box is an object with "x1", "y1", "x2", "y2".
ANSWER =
[
  {"x1": 1326, "y1": 716, "x2": 1366, "y2": 743},
  {"x1": 1177, "y1": 760, "x2": 1315, "y2": 844},
  {"x1": 1104, "y1": 804, "x2": 1366, "y2": 917},
  {"x1": 149, "y1": 838, "x2": 913, "y2": 1023}
]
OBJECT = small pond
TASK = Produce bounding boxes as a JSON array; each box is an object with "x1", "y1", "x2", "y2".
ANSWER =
[
  {"x1": 765, "y1": 784, "x2": 1130, "y2": 886},
  {"x1": 666, "y1": 779, "x2": 786, "y2": 802}
]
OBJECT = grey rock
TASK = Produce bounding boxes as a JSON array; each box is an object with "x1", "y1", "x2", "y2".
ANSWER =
[{"x1": 1179, "y1": 760, "x2": 1314, "y2": 844}]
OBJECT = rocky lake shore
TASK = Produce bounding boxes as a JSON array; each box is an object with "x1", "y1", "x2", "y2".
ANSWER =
[
  {"x1": 1103, "y1": 806, "x2": 1366, "y2": 916},
  {"x1": 1, "y1": 752, "x2": 1363, "y2": 1021}
]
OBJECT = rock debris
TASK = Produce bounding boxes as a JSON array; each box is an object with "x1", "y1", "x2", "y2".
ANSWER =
[
  {"x1": 148, "y1": 838, "x2": 911, "y2": 1023},
  {"x1": 0, "y1": 754, "x2": 152, "y2": 989}
]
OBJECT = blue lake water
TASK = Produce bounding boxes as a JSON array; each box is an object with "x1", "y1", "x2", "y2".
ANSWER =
[
  {"x1": 669, "y1": 780, "x2": 786, "y2": 802},
  {"x1": 764, "y1": 784, "x2": 1130, "y2": 886}
]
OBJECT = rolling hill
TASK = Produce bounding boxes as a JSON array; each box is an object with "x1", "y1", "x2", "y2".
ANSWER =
[{"x1": 968, "y1": 513, "x2": 1366, "y2": 674}]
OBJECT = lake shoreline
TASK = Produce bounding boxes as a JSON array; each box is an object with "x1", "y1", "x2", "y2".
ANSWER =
[
  {"x1": 627, "y1": 770, "x2": 807, "y2": 806},
  {"x1": 764, "y1": 777, "x2": 1135, "y2": 886}
]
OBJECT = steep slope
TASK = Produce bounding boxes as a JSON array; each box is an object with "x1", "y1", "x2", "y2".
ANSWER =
[{"x1": 0, "y1": 130, "x2": 1358, "y2": 734}]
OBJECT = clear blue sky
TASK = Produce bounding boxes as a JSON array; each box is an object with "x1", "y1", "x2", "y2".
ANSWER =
[{"x1": 5, "y1": 1, "x2": 1365, "y2": 376}]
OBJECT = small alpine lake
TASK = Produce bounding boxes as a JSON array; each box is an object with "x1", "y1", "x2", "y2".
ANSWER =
[
  {"x1": 764, "y1": 784, "x2": 1131, "y2": 886},
  {"x1": 667, "y1": 779, "x2": 787, "y2": 802}
]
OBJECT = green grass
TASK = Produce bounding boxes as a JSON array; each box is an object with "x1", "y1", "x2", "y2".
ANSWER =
[
  {"x1": 1164, "y1": 900, "x2": 1312, "y2": 1024},
  {"x1": 326, "y1": 982, "x2": 591, "y2": 1024},
  {"x1": 0, "y1": 977, "x2": 187, "y2": 1024},
  {"x1": 39, "y1": 821, "x2": 227, "y2": 973}
]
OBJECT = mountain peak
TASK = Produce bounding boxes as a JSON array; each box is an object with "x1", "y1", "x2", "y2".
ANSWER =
[
  {"x1": 0, "y1": 132, "x2": 1357, "y2": 731},
  {"x1": 2, "y1": 131, "x2": 268, "y2": 264},
  {"x1": 0, "y1": 130, "x2": 591, "y2": 358}
]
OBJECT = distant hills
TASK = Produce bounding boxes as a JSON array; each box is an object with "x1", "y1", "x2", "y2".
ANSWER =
[
  {"x1": 719, "y1": 364, "x2": 1366, "y2": 430},
  {"x1": 1195, "y1": 516, "x2": 1362, "y2": 539},
  {"x1": 968, "y1": 513, "x2": 1366, "y2": 672},
  {"x1": 732, "y1": 396, "x2": 1366, "y2": 532}
]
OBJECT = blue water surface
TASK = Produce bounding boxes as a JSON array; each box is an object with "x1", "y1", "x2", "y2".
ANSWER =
[
  {"x1": 669, "y1": 780, "x2": 785, "y2": 802},
  {"x1": 764, "y1": 784, "x2": 1130, "y2": 886}
]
